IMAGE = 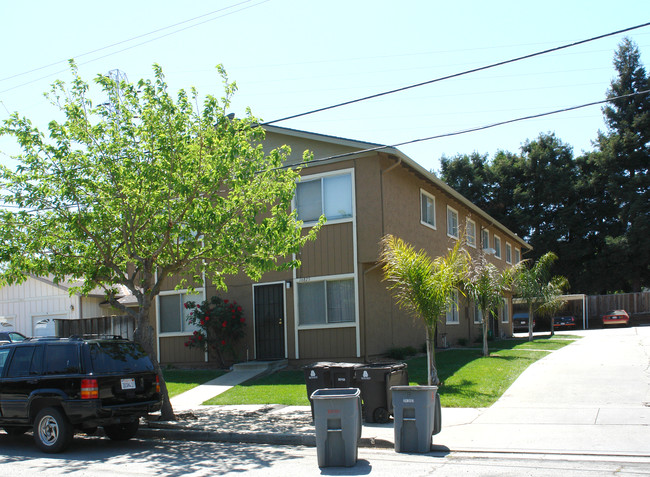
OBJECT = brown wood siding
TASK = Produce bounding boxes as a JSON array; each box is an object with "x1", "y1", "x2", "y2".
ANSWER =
[
  {"x1": 296, "y1": 222, "x2": 354, "y2": 278},
  {"x1": 160, "y1": 336, "x2": 205, "y2": 364},
  {"x1": 298, "y1": 327, "x2": 356, "y2": 359}
]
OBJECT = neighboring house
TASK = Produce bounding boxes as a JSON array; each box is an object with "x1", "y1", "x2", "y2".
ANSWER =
[
  {"x1": 155, "y1": 126, "x2": 531, "y2": 365},
  {"x1": 0, "y1": 276, "x2": 129, "y2": 337}
]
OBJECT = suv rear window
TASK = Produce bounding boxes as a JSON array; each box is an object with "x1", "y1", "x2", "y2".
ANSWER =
[{"x1": 89, "y1": 342, "x2": 154, "y2": 374}]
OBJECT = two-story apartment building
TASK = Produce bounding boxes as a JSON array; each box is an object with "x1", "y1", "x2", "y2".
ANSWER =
[{"x1": 155, "y1": 126, "x2": 530, "y2": 365}]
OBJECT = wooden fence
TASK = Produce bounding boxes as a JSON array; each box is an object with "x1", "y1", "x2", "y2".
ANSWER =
[
  {"x1": 586, "y1": 291, "x2": 650, "y2": 326},
  {"x1": 56, "y1": 315, "x2": 136, "y2": 340}
]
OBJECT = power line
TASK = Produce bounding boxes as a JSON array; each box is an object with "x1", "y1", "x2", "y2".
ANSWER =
[
  {"x1": 0, "y1": 0, "x2": 270, "y2": 95},
  {"x1": 262, "y1": 21, "x2": 650, "y2": 126},
  {"x1": 276, "y1": 89, "x2": 650, "y2": 168}
]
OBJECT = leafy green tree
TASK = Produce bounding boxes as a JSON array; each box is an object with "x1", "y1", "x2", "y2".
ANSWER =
[
  {"x1": 513, "y1": 252, "x2": 568, "y2": 341},
  {"x1": 381, "y1": 234, "x2": 466, "y2": 385},
  {"x1": 589, "y1": 37, "x2": 650, "y2": 292},
  {"x1": 0, "y1": 63, "x2": 319, "y2": 419},
  {"x1": 465, "y1": 250, "x2": 516, "y2": 356}
]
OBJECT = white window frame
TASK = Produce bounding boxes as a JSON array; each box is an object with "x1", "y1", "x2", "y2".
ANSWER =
[
  {"x1": 446, "y1": 290, "x2": 460, "y2": 325},
  {"x1": 466, "y1": 218, "x2": 477, "y2": 248},
  {"x1": 296, "y1": 274, "x2": 357, "y2": 330},
  {"x1": 481, "y1": 229, "x2": 490, "y2": 251},
  {"x1": 502, "y1": 298, "x2": 510, "y2": 324},
  {"x1": 515, "y1": 248, "x2": 521, "y2": 264},
  {"x1": 420, "y1": 189, "x2": 436, "y2": 230},
  {"x1": 446, "y1": 206, "x2": 459, "y2": 239},
  {"x1": 295, "y1": 169, "x2": 355, "y2": 227},
  {"x1": 493, "y1": 235, "x2": 502, "y2": 259},
  {"x1": 505, "y1": 243, "x2": 512, "y2": 264},
  {"x1": 157, "y1": 288, "x2": 205, "y2": 337}
]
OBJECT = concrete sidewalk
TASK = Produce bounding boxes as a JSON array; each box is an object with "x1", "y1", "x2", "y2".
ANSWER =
[{"x1": 147, "y1": 327, "x2": 650, "y2": 456}]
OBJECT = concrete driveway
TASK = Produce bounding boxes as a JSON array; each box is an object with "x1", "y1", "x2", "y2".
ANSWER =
[{"x1": 437, "y1": 326, "x2": 650, "y2": 455}]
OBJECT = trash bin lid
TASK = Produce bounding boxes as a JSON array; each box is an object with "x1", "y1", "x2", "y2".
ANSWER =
[
  {"x1": 391, "y1": 385, "x2": 438, "y2": 392},
  {"x1": 311, "y1": 387, "x2": 361, "y2": 399}
]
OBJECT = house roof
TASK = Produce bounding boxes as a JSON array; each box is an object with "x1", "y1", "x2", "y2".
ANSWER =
[{"x1": 264, "y1": 125, "x2": 531, "y2": 250}]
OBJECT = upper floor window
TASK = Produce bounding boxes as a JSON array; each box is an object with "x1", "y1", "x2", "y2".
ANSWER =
[
  {"x1": 515, "y1": 248, "x2": 521, "y2": 264},
  {"x1": 420, "y1": 190, "x2": 436, "y2": 229},
  {"x1": 481, "y1": 229, "x2": 490, "y2": 251},
  {"x1": 296, "y1": 172, "x2": 353, "y2": 223},
  {"x1": 447, "y1": 206, "x2": 459, "y2": 239},
  {"x1": 466, "y1": 218, "x2": 476, "y2": 248},
  {"x1": 493, "y1": 235, "x2": 502, "y2": 259},
  {"x1": 506, "y1": 243, "x2": 512, "y2": 264}
]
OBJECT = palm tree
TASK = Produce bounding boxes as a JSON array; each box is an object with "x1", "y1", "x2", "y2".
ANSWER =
[
  {"x1": 380, "y1": 235, "x2": 467, "y2": 385},
  {"x1": 465, "y1": 249, "x2": 516, "y2": 357},
  {"x1": 513, "y1": 252, "x2": 569, "y2": 341}
]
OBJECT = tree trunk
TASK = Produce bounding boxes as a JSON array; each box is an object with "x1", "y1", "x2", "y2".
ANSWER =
[
  {"x1": 134, "y1": 315, "x2": 176, "y2": 421},
  {"x1": 426, "y1": 327, "x2": 440, "y2": 386},
  {"x1": 482, "y1": 308, "x2": 489, "y2": 357},
  {"x1": 528, "y1": 304, "x2": 534, "y2": 342}
]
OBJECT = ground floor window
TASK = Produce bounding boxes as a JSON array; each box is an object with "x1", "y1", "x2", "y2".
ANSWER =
[
  {"x1": 501, "y1": 298, "x2": 510, "y2": 323},
  {"x1": 159, "y1": 290, "x2": 203, "y2": 334},
  {"x1": 446, "y1": 290, "x2": 460, "y2": 324},
  {"x1": 298, "y1": 277, "x2": 355, "y2": 326}
]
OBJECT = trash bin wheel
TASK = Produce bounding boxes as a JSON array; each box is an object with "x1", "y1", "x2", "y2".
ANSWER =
[{"x1": 373, "y1": 407, "x2": 390, "y2": 424}]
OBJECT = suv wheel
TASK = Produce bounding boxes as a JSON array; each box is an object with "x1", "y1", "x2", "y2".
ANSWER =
[
  {"x1": 103, "y1": 420, "x2": 139, "y2": 441},
  {"x1": 33, "y1": 407, "x2": 73, "y2": 453}
]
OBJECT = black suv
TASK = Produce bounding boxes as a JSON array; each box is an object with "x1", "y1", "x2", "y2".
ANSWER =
[{"x1": 0, "y1": 336, "x2": 162, "y2": 453}]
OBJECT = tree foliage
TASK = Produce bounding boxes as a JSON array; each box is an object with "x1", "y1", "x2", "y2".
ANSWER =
[
  {"x1": 439, "y1": 38, "x2": 650, "y2": 294},
  {"x1": 0, "y1": 63, "x2": 320, "y2": 419},
  {"x1": 465, "y1": 249, "x2": 516, "y2": 356},
  {"x1": 381, "y1": 234, "x2": 467, "y2": 385},
  {"x1": 513, "y1": 252, "x2": 568, "y2": 341}
]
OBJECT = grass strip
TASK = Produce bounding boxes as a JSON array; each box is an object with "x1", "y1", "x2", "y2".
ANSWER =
[
  {"x1": 163, "y1": 369, "x2": 225, "y2": 398},
  {"x1": 204, "y1": 336, "x2": 577, "y2": 408}
]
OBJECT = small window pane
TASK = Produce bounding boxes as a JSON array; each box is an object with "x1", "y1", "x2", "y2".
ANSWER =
[
  {"x1": 182, "y1": 293, "x2": 202, "y2": 332},
  {"x1": 298, "y1": 282, "x2": 326, "y2": 325},
  {"x1": 421, "y1": 193, "x2": 435, "y2": 227},
  {"x1": 8, "y1": 347, "x2": 35, "y2": 377},
  {"x1": 494, "y1": 236, "x2": 502, "y2": 258},
  {"x1": 482, "y1": 229, "x2": 489, "y2": 250},
  {"x1": 467, "y1": 220, "x2": 476, "y2": 247},
  {"x1": 323, "y1": 175, "x2": 352, "y2": 220},
  {"x1": 447, "y1": 208, "x2": 458, "y2": 238},
  {"x1": 327, "y1": 280, "x2": 355, "y2": 323},
  {"x1": 160, "y1": 294, "x2": 181, "y2": 333},
  {"x1": 296, "y1": 179, "x2": 322, "y2": 222},
  {"x1": 45, "y1": 345, "x2": 80, "y2": 375}
]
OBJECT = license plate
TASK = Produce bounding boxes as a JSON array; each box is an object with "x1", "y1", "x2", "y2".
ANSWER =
[{"x1": 121, "y1": 378, "x2": 136, "y2": 390}]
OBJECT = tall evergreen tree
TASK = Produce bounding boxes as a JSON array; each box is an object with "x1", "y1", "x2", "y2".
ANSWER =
[{"x1": 589, "y1": 38, "x2": 650, "y2": 291}]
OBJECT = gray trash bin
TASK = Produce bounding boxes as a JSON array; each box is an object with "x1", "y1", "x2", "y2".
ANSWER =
[
  {"x1": 311, "y1": 388, "x2": 362, "y2": 467},
  {"x1": 391, "y1": 385, "x2": 439, "y2": 453}
]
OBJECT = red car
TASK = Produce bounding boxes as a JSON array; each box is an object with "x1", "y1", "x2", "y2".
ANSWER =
[{"x1": 602, "y1": 310, "x2": 630, "y2": 327}]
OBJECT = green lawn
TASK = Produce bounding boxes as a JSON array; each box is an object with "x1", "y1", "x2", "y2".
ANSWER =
[
  {"x1": 203, "y1": 336, "x2": 577, "y2": 408},
  {"x1": 162, "y1": 369, "x2": 225, "y2": 398}
]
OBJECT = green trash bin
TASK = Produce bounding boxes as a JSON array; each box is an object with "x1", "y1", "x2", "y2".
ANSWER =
[
  {"x1": 355, "y1": 362, "x2": 408, "y2": 423},
  {"x1": 391, "y1": 385, "x2": 439, "y2": 453},
  {"x1": 311, "y1": 388, "x2": 362, "y2": 467}
]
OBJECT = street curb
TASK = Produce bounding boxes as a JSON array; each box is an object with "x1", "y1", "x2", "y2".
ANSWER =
[{"x1": 138, "y1": 427, "x2": 394, "y2": 449}]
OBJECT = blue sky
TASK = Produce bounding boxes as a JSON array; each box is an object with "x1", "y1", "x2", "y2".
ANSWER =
[{"x1": 1, "y1": 1, "x2": 649, "y2": 173}]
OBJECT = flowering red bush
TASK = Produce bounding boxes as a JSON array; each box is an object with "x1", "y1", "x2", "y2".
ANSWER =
[{"x1": 184, "y1": 295, "x2": 246, "y2": 367}]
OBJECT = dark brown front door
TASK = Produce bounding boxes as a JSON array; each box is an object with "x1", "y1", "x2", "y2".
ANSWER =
[{"x1": 254, "y1": 284, "x2": 285, "y2": 360}]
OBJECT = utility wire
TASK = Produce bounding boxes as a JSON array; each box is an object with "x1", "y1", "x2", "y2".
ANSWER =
[
  {"x1": 273, "y1": 89, "x2": 650, "y2": 169},
  {"x1": 0, "y1": 0, "x2": 270, "y2": 95},
  {"x1": 0, "y1": 0, "x2": 256, "y2": 83},
  {"x1": 262, "y1": 21, "x2": 650, "y2": 126},
  {"x1": 2, "y1": 89, "x2": 648, "y2": 214}
]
